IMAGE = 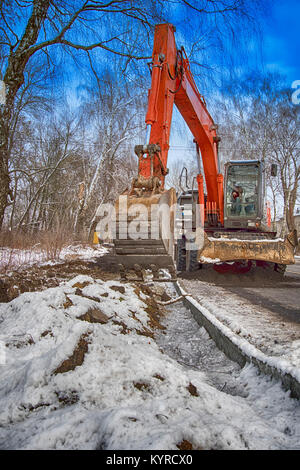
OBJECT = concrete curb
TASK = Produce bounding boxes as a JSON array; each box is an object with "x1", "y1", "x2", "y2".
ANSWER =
[{"x1": 174, "y1": 281, "x2": 300, "y2": 400}]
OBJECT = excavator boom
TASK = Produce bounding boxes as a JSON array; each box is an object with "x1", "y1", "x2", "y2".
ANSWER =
[{"x1": 139, "y1": 24, "x2": 223, "y2": 223}]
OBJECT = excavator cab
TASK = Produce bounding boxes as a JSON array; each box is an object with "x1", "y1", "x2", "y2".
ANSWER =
[{"x1": 224, "y1": 160, "x2": 264, "y2": 231}]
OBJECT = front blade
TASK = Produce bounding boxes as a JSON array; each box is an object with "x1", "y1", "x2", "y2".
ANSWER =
[{"x1": 197, "y1": 230, "x2": 298, "y2": 265}]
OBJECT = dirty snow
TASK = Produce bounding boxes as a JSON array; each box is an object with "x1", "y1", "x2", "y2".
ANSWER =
[
  {"x1": 0, "y1": 276, "x2": 299, "y2": 450},
  {"x1": 199, "y1": 256, "x2": 221, "y2": 264}
]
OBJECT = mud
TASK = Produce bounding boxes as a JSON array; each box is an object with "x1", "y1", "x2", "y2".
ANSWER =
[
  {"x1": 0, "y1": 256, "x2": 119, "y2": 303},
  {"x1": 53, "y1": 333, "x2": 91, "y2": 375}
]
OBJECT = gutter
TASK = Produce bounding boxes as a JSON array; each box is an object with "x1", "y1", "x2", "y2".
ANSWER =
[{"x1": 174, "y1": 281, "x2": 300, "y2": 400}]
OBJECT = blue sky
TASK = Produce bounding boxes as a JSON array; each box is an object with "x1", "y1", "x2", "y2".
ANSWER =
[
  {"x1": 167, "y1": 0, "x2": 300, "y2": 168},
  {"x1": 262, "y1": 0, "x2": 300, "y2": 84}
]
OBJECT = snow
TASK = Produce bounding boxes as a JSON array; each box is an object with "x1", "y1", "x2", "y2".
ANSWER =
[
  {"x1": 208, "y1": 237, "x2": 284, "y2": 243},
  {"x1": 60, "y1": 244, "x2": 109, "y2": 261},
  {"x1": 0, "y1": 276, "x2": 299, "y2": 450},
  {"x1": 157, "y1": 292, "x2": 300, "y2": 444},
  {"x1": 200, "y1": 256, "x2": 221, "y2": 263}
]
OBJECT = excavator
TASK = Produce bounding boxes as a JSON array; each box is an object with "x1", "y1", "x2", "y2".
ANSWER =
[{"x1": 109, "y1": 23, "x2": 297, "y2": 275}]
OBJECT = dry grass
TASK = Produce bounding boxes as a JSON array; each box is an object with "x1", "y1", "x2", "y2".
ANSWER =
[{"x1": 0, "y1": 228, "x2": 88, "y2": 273}]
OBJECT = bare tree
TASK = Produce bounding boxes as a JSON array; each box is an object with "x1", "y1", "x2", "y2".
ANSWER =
[
  {"x1": 215, "y1": 73, "x2": 300, "y2": 234},
  {"x1": 268, "y1": 97, "x2": 300, "y2": 234},
  {"x1": 73, "y1": 68, "x2": 142, "y2": 236},
  {"x1": 0, "y1": 0, "x2": 153, "y2": 227},
  {"x1": 0, "y1": 0, "x2": 269, "y2": 228},
  {"x1": 12, "y1": 112, "x2": 80, "y2": 231}
]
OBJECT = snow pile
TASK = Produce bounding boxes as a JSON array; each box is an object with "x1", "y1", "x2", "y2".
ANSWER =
[
  {"x1": 0, "y1": 276, "x2": 299, "y2": 450},
  {"x1": 208, "y1": 237, "x2": 284, "y2": 243}
]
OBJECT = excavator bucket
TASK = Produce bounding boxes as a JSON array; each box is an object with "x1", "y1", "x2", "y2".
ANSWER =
[
  {"x1": 113, "y1": 188, "x2": 177, "y2": 270},
  {"x1": 197, "y1": 229, "x2": 298, "y2": 266}
]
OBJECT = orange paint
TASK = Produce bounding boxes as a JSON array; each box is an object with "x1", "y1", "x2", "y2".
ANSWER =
[{"x1": 139, "y1": 24, "x2": 224, "y2": 224}]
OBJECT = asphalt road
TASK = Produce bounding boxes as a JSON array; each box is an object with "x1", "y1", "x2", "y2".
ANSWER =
[
  {"x1": 180, "y1": 257, "x2": 300, "y2": 326},
  {"x1": 228, "y1": 258, "x2": 300, "y2": 324},
  {"x1": 286, "y1": 257, "x2": 300, "y2": 279}
]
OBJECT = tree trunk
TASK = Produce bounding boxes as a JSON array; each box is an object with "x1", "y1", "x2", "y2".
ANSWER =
[
  {"x1": 0, "y1": 114, "x2": 13, "y2": 227},
  {"x1": 0, "y1": 0, "x2": 51, "y2": 229}
]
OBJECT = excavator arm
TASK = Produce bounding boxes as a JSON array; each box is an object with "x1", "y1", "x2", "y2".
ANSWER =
[{"x1": 136, "y1": 23, "x2": 223, "y2": 224}]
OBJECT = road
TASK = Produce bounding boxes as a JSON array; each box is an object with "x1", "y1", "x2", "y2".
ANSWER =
[
  {"x1": 286, "y1": 257, "x2": 300, "y2": 279},
  {"x1": 179, "y1": 257, "x2": 300, "y2": 362},
  {"x1": 231, "y1": 259, "x2": 300, "y2": 323}
]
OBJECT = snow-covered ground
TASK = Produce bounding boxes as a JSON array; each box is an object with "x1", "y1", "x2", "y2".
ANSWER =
[
  {"x1": 0, "y1": 244, "x2": 108, "y2": 273},
  {"x1": 0, "y1": 275, "x2": 299, "y2": 450}
]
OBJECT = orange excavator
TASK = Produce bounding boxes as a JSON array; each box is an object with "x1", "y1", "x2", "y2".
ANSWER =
[{"x1": 110, "y1": 23, "x2": 297, "y2": 274}]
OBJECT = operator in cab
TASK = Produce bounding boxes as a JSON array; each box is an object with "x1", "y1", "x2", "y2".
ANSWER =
[{"x1": 231, "y1": 186, "x2": 242, "y2": 215}]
